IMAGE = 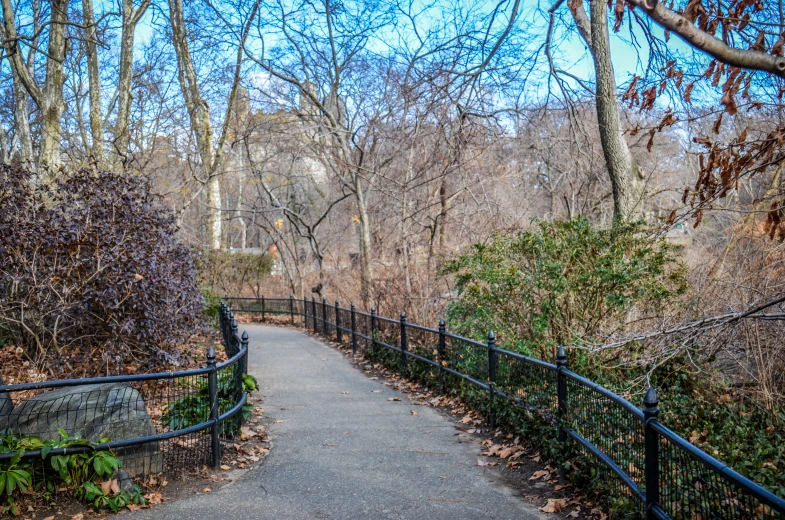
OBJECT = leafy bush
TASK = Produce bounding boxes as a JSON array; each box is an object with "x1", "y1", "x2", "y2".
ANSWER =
[
  {"x1": 0, "y1": 428, "x2": 146, "y2": 512},
  {"x1": 443, "y1": 217, "x2": 687, "y2": 361},
  {"x1": 161, "y1": 374, "x2": 259, "y2": 435},
  {"x1": 442, "y1": 218, "x2": 785, "y2": 499},
  {"x1": 0, "y1": 165, "x2": 201, "y2": 373}
]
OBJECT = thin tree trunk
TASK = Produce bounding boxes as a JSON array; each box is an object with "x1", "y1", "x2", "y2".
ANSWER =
[
  {"x1": 113, "y1": 0, "x2": 150, "y2": 170},
  {"x1": 82, "y1": 0, "x2": 104, "y2": 166},
  {"x1": 169, "y1": 0, "x2": 220, "y2": 247},
  {"x1": 438, "y1": 179, "x2": 448, "y2": 251},
  {"x1": 575, "y1": 0, "x2": 645, "y2": 222},
  {"x1": 11, "y1": 67, "x2": 32, "y2": 162},
  {"x1": 354, "y1": 176, "x2": 373, "y2": 309}
]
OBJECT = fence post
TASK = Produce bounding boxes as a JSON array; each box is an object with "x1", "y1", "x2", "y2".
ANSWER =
[
  {"x1": 261, "y1": 295, "x2": 266, "y2": 322},
  {"x1": 231, "y1": 317, "x2": 239, "y2": 346},
  {"x1": 370, "y1": 306, "x2": 377, "y2": 361},
  {"x1": 488, "y1": 331, "x2": 497, "y2": 430},
  {"x1": 304, "y1": 295, "x2": 308, "y2": 328},
  {"x1": 644, "y1": 387, "x2": 660, "y2": 520},
  {"x1": 222, "y1": 303, "x2": 229, "y2": 345},
  {"x1": 322, "y1": 298, "x2": 330, "y2": 338},
  {"x1": 400, "y1": 312, "x2": 408, "y2": 377},
  {"x1": 438, "y1": 319, "x2": 446, "y2": 395},
  {"x1": 350, "y1": 303, "x2": 357, "y2": 356},
  {"x1": 556, "y1": 346, "x2": 568, "y2": 483},
  {"x1": 237, "y1": 331, "x2": 249, "y2": 432},
  {"x1": 290, "y1": 295, "x2": 295, "y2": 325},
  {"x1": 335, "y1": 301, "x2": 343, "y2": 343},
  {"x1": 219, "y1": 302, "x2": 226, "y2": 343},
  {"x1": 312, "y1": 297, "x2": 317, "y2": 333},
  {"x1": 206, "y1": 347, "x2": 221, "y2": 467}
]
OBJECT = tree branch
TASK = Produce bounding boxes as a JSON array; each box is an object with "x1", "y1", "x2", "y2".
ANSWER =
[{"x1": 630, "y1": 0, "x2": 785, "y2": 78}]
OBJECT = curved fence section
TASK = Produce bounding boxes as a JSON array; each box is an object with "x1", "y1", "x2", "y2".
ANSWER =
[
  {"x1": 225, "y1": 295, "x2": 785, "y2": 520},
  {"x1": 0, "y1": 318, "x2": 250, "y2": 484}
]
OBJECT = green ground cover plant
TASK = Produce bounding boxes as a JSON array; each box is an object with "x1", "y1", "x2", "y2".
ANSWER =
[
  {"x1": 161, "y1": 374, "x2": 259, "y2": 435},
  {"x1": 0, "y1": 429, "x2": 146, "y2": 513}
]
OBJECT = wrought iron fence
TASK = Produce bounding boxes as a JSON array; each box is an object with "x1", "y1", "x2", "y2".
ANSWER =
[
  {"x1": 0, "y1": 310, "x2": 250, "y2": 484},
  {"x1": 225, "y1": 295, "x2": 785, "y2": 520}
]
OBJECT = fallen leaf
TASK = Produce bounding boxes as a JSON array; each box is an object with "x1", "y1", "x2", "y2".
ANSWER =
[
  {"x1": 387, "y1": 397, "x2": 401, "y2": 401},
  {"x1": 529, "y1": 470, "x2": 550, "y2": 480},
  {"x1": 145, "y1": 492, "x2": 165, "y2": 504},
  {"x1": 203, "y1": 488, "x2": 212, "y2": 493},
  {"x1": 411, "y1": 410, "x2": 418, "y2": 416},
  {"x1": 220, "y1": 465, "x2": 230, "y2": 470},
  {"x1": 539, "y1": 498, "x2": 567, "y2": 513}
]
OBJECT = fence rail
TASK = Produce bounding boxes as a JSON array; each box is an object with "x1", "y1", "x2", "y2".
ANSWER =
[
  {"x1": 225, "y1": 295, "x2": 785, "y2": 520},
  {"x1": 0, "y1": 309, "x2": 250, "y2": 480}
]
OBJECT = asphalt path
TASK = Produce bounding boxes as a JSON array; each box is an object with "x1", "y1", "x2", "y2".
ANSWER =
[{"x1": 129, "y1": 324, "x2": 543, "y2": 519}]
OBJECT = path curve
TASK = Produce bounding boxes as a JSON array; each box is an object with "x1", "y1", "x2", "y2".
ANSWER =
[{"x1": 131, "y1": 325, "x2": 543, "y2": 519}]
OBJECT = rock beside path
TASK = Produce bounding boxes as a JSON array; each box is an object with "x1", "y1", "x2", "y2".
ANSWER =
[{"x1": 0, "y1": 382, "x2": 163, "y2": 476}]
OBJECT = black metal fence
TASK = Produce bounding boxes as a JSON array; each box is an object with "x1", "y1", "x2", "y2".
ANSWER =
[
  {"x1": 225, "y1": 295, "x2": 785, "y2": 520},
  {"x1": 0, "y1": 313, "x2": 250, "y2": 483}
]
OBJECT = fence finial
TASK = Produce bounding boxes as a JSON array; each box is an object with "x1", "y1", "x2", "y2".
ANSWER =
[
  {"x1": 241, "y1": 330, "x2": 249, "y2": 341},
  {"x1": 488, "y1": 330, "x2": 496, "y2": 344},
  {"x1": 400, "y1": 311, "x2": 406, "y2": 320},
  {"x1": 206, "y1": 346, "x2": 216, "y2": 361},
  {"x1": 556, "y1": 346, "x2": 567, "y2": 367},
  {"x1": 439, "y1": 318, "x2": 445, "y2": 328},
  {"x1": 644, "y1": 387, "x2": 659, "y2": 410}
]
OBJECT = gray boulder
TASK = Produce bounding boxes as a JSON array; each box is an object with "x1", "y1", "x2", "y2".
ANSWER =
[{"x1": 0, "y1": 382, "x2": 163, "y2": 476}]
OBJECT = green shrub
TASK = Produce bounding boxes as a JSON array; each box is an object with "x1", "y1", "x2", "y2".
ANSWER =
[
  {"x1": 441, "y1": 217, "x2": 785, "y2": 500},
  {"x1": 443, "y1": 217, "x2": 687, "y2": 361},
  {"x1": 201, "y1": 286, "x2": 222, "y2": 326},
  {"x1": 161, "y1": 374, "x2": 259, "y2": 435}
]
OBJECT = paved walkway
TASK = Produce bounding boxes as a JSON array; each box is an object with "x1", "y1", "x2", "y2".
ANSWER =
[{"x1": 131, "y1": 325, "x2": 542, "y2": 519}]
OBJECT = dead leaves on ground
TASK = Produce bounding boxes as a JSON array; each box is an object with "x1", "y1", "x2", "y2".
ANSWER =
[{"x1": 480, "y1": 437, "x2": 529, "y2": 468}]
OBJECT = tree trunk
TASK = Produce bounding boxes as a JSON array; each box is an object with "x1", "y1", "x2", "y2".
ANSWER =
[
  {"x1": 169, "y1": 0, "x2": 222, "y2": 248},
  {"x1": 82, "y1": 0, "x2": 104, "y2": 166},
  {"x1": 113, "y1": 0, "x2": 150, "y2": 170},
  {"x1": 39, "y1": 0, "x2": 69, "y2": 169},
  {"x1": 581, "y1": 0, "x2": 645, "y2": 221},
  {"x1": 354, "y1": 176, "x2": 373, "y2": 309},
  {"x1": 11, "y1": 67, "x2": 33, "y2": 162}
]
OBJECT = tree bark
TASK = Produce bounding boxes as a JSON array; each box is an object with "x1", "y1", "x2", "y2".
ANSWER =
[
  {"x1": 168, "y1": 0, "x2": 221, "y2": 248},
  {"x1": 113, "y1": 0, "x2": 151, "y2": 170},
  {"x1": 582, "y1": 0, "x2": 645, "y2": 221},
  {"x1": 82, "y1": 0, "x2": 104, "y2": 166},
  {"x1": 354, "y1": 176, "x2": 374, "y2": 310},
  {"x1": 11, "y1": 67, "x2": 33, "y2": 162},
  {"x1": 39, "y1": 0, "x2": 70, "y2": 169}
]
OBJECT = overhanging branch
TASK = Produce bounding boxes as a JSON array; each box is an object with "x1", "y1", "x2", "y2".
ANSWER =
[{"x1": 630, "y1": 0, "x2": 785, "y2": 78}]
